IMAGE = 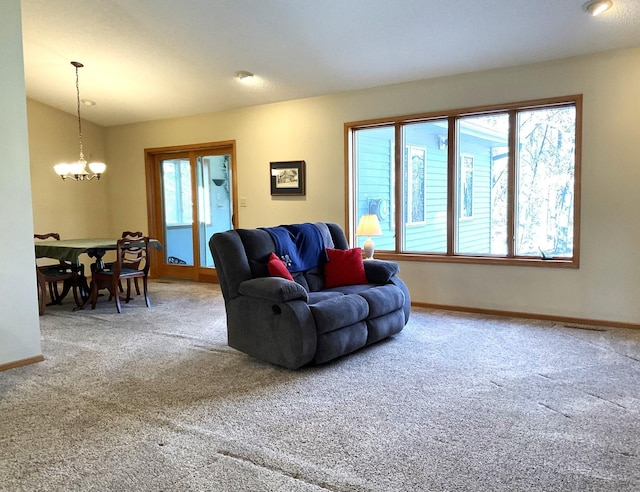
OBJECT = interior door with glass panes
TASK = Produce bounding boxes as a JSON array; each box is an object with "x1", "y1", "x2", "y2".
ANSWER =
[{"x1": 156, "y1": 148, "x2": 233, "y2": 281}]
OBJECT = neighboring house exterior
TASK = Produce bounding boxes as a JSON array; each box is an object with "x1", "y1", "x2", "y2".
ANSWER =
[{"x1": 356, "y1": 122, "x2": 507, "y2": 254}]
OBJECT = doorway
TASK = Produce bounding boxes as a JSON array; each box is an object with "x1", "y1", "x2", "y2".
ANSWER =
[{"x1": 145, "y1": 141, "x2": 237, "y2": 282}]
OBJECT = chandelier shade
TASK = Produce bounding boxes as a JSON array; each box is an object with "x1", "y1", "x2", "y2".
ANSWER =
[{"x1": 54, "y1": 61, "x2": 106, "y2": 181}]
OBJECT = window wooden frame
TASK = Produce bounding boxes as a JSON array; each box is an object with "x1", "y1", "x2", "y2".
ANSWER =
[{"x1": 345, "y1": 95, "x2": 582, "y2": 268}]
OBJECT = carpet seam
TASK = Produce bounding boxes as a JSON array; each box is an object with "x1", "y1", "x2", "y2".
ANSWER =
[{"x1": 216, "y1": 449, "x2": 342, "y2": 492}]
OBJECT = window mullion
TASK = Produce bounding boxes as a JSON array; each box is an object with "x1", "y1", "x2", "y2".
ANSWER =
[
  {"x1": 446, "y1": 116, "x2": 456, "y2": 255},
  {"x1": 507, "y1": 111, "x2": 517, "y2": 257},
  {"x1": 394, "y1": 123, "x2": 403, "y2": 253},
  {"x1": 347, "y1": 128, "x2": 356, "y2": 242}
]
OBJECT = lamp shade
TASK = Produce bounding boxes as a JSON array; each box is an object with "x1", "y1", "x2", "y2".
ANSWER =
[{"x1": 356, "y1": 214, "x2": 382, "y2": 237}]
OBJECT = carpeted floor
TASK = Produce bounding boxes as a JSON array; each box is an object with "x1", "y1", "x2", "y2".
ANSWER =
[{"x1": 1, "y1": 279, "x2": 639, "y2": 491}]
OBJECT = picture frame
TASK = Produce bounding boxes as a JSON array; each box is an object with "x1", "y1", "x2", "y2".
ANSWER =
[{"x1": 270, "y1": 160, "x2": 306, "y2": 196}]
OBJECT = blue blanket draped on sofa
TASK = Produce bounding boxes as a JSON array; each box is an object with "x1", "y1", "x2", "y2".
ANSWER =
[{"x1": 262, "y1": 223, "x2": 327, "y2": 272}]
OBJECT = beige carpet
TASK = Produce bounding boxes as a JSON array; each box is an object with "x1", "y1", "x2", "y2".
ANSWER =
[{"x1": 1, "y1": 279, "x2": 639, "y2": 491}]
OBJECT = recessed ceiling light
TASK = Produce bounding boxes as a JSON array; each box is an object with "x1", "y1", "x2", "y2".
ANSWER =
[
  {"x1": 81, "y1": 99, "x2": 96, "y2": 106},
  {"x1": 583, "y1": 0, "x2": 613, "y2": 16},
  {"x1": 235, "y1": 70, "x2": 254, "y2": 81}
]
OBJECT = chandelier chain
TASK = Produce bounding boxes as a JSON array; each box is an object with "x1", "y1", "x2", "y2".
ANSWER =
[
  {"x1": 75, "y1": 64, "x2": 84, "y2": 161},
  {"x1": 53, "y1": 60, "x2": 105, "y2": 181}
]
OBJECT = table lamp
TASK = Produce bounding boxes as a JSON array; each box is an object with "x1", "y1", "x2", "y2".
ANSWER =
[{"x1": 356, "y1": 214, "x2": 382, "y2": 259}]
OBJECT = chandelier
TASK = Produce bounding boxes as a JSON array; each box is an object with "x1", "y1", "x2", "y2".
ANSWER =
[{"x1": 53, "y1": 61, "x2": 106, "y2": 181}]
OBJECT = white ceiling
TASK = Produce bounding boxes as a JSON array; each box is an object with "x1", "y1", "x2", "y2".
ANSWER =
[{"x1": 21, "y1": 0, "x2": 640, "y2": 127}]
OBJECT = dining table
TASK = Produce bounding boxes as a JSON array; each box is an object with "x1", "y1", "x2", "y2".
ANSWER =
[{"x1": 35, "y1": 237, "x2": 163, "y2": 310}]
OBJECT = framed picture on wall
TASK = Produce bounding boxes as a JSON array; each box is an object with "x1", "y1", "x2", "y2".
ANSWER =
[{"x1": 270, "y1": 160, "x2": 306, "y2": 196}]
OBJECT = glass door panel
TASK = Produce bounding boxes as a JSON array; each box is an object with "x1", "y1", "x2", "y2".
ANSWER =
[
  {"x1": 161, "y1": 156, "x2": 194, "y2": 266},
  {"x1": 196, "y1": 154, "x2": 233, "y2": 267}
]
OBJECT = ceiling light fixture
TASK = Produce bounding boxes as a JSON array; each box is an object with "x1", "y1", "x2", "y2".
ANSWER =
[
  {"x1": 235, "y1": 70, "x2": 254, "y2": 81},
  {"x1": 583, "y1": 0, "x2": 613, "y2": 16},
  {"x1": 53, "y1": 61, "x2": 106, "y2": 181}
]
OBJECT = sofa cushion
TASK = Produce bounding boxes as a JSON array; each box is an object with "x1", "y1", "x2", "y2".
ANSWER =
[
  {"x1": 363, "y1": 259, "x2": 400, "y2": 284},
  {"x1": 309, "y1": 294, "x2": 369, "y2": 334},
  {"x1": 267, "y1": 252, "x2": 294, "y2": 281},
  {"x1": 313, "y1": 321, "x2": 368, "y2": 365},
  {"x1": 292, "y1": 272, "x2": 310, "y2": 291},
  {"x1": 359, "y1": 284, "x2": 405, "y2": 318},
  {"x1": 238, "y1": 277, "x2": 308, "y2": 303},
  {"x1": 303, "y1": 266, "x2": 325, "y2": 292},
  {"x1": 236, "y1": 228, "x2": 276, "y2": 278},
  {"x1": 366, "y1": 309, "x2": 405, "y2": 345},
  {"x1": 324, "y1": 247, "x2": 367, "y2": 288},
  {"x1": 326, "y1": 284, "x2": 375, "y2": 296},
  {"x1": 307, "y1": 291, "x2": 343, "y2": 305}
]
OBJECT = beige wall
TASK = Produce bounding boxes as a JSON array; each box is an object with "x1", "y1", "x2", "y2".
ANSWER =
[
  {"x1": 28, "y1": 47, "x2": 640, "y2": 325},
  {"x1": 27, "y1": 100, "x2": 111, "y2": 276},
  {"x1": 28, "y1": 99, "x2": 110, "y2": 238},
  {"x1": 0, "y1": 0, "x2": 41, "y2": 366}
]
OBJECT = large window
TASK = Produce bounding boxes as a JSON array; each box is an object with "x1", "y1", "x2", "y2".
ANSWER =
[{"x1": 347, "y1": 95, "x2": 581, "y2": 266}]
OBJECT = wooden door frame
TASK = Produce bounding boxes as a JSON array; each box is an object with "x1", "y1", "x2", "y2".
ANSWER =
[{"x1": 144, "y1": 140, "x2": 237, "y2": 282}]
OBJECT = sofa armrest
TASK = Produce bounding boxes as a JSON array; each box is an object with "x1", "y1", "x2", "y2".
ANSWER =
[
  {"x1": 363, "y1": 259, "x2": 400, "y2": 284},
  {"x1": 238, "y1": 277, "x2": 309, "y2": 303}
]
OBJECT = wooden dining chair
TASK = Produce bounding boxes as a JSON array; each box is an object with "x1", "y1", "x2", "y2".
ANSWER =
[
  {"x1": 91, "y1": 236, "x2": 151, "y2": 313},
  {"x1": 34, "y1": 233, "x2": 82, "y2": 315},
  {"x1": 119, "y1": 231, "x2": 144, "y2": 296},
  {"x1": 103, "y1": 231, "x2": 144, "y2": 296},
  {"x1": 35, "y1": 263, "x2": 82, "y2": 315}
]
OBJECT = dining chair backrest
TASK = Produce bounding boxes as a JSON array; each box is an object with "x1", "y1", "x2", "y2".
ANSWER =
[
  {"x1": 121, "y1": 231, "x2": 145, "y2": 266},
  {"x1": 113, "y1": 236, "x2": 150, "y2": 276},
  {"x1": 34, "y1": 232, "x2": 61, "y2": 241}
]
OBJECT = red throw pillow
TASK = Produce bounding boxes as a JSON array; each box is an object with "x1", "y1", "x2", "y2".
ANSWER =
[
  {"x1": 268, "y1": 252, "x2": 294, "y2": 281},
  {"x1": 324, "y1": 248, "x2": 368, "y2": 288}
]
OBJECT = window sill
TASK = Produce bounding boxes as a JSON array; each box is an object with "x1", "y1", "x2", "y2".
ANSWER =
[{"x1": 373, "y1": 252, "x2": 578, "y2": 269}]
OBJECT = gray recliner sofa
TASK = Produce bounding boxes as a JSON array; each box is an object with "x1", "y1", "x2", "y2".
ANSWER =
[{"x1": 209, "y1": 222, "x2": 410, "y2": 369}]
